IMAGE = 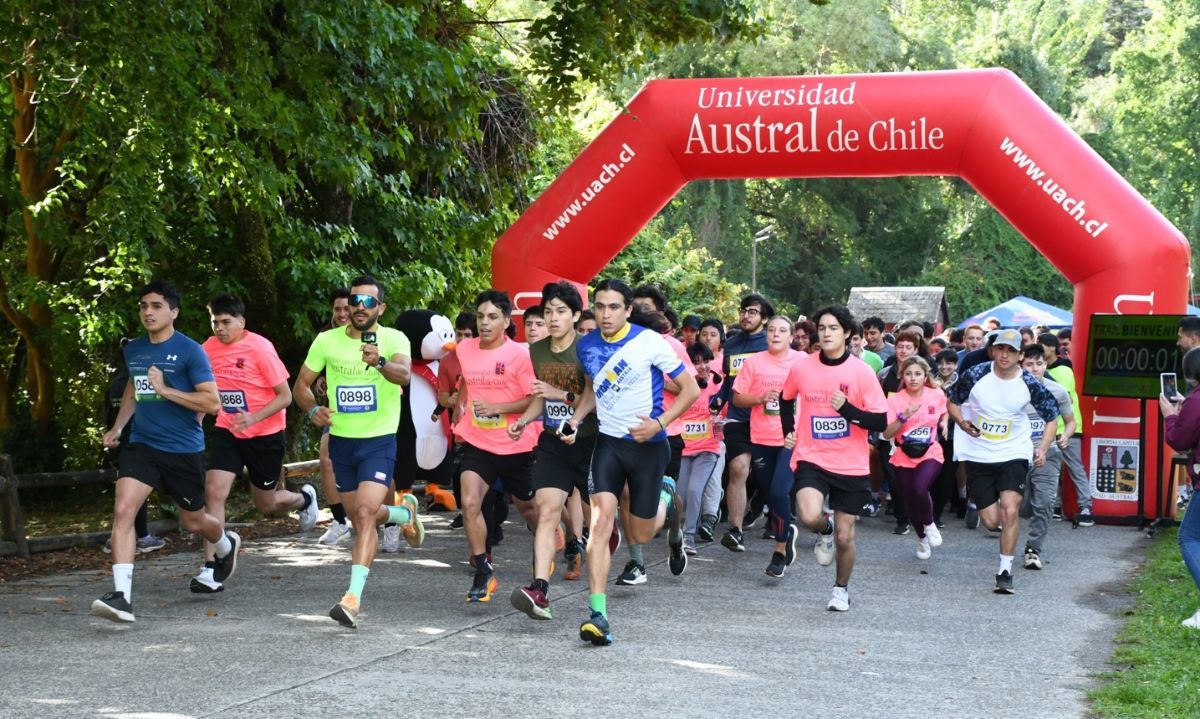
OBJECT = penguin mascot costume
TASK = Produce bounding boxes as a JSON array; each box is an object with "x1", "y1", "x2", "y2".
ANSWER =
[{"x1": 393, "y1": 309, "x2": 457, "y2": 510}]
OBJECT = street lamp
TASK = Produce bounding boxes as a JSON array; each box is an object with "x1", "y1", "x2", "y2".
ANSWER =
[{"x1": 751, "y1": 224, "x2": 774, "y2": 294}]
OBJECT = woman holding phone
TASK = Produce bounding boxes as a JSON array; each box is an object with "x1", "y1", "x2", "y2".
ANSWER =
[{"x1": 1160, "y1": 346, "x2": 1200, "y2": 629}]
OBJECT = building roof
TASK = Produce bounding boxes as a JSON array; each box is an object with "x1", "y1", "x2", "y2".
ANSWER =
[{"x1": 846, "y1": 286, "x2": 950, "y2": 327}]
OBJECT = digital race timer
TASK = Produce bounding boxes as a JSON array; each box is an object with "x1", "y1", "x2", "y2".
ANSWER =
[{"x1": 1083, "y1": 314, "x2": 1185, "y2": 399}]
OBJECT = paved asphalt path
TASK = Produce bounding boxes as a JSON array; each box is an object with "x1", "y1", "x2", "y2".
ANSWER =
[{"x1": 0, "y1": 510, "x2": 1142, "y2": 718}]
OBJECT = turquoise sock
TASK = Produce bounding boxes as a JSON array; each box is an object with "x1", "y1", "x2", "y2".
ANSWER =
[
  {"x1": 386, "y1": 505, "x2": 411, "y2": 525},
  {"x1": 589, "y1": 592, "x2": 607, "y2": 615},
  {"x1": 660, "y1": 477, "x2": 677, "y2": 521},
  {"x1": 348, "y1": 564, "x2": 369, "y2": 599},
  {"x1": 629, "y1": 544, "x2": 644, "y2": 565}
]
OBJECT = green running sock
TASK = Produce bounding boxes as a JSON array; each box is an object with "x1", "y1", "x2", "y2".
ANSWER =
[
  {"x1": 348, "y1": 564, "x2": 369, "y2": 599},
  {"x1": 386, "y1": 505, "x2": 412, "y2": 525},
  {"x1": 589, "y1": 593, "x2": 607, "y2": 615},
  {"x1": 629, "y1": 544, "x2": 644, "y2": 565}
]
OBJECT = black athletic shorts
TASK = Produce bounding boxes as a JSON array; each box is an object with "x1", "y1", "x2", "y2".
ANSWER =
[
  {"x1": 723, "y1": 421, "x2": 753, "y2": 459},
  {"x1": 208, "y1": 427, "x2": 285, "y2": 490},
  {"x1": 119, "y1": 442, "x2": 206, "y2": 512},
  {"x1": 792, "y1": 461, "x2": 874, "y2": 517},
  {"x1": 532, "y1": 431, "x2": 595, "y2": 500},
  {"x1": 666, "y1": 434, "x2": 684, "y2": 480},
  {"x1": 459, "y1": 442, "x2": 535, "y2": 502},
  {"x1": 965, "y1": 459, "x2": 1028, "y2": 510},
  {"x1": 588, "y1": 434, "x2": 669, "y2": 519}
]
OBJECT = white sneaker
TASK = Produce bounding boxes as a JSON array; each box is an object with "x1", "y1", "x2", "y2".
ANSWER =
[
  {"x1": 298, "y1": 484, "x2": 319, "y2": 532},
  {"x1": 827, "y1": 585, "x2": 850, "y2": 612},
  {"x1": 916, "y1": 537, "x2": 932, "y2": 560},
  {"x1": 924, "y1": 523, "x2": 942, "y2": 547},
  {"x1": 319, "y1": 520, "x2": 352, "y2": 545},
  {"x1": 189, "y1": 566, "x2": 224, "y2": 594},
  {"x1": 813, "y1": 516, "x2": 835, "y2": 566},
  {"x1": 1183, "y1": 607, "x2": 1200, "y2": 629},
  {"x1": 381, "y1": 524, "x2": 402, "y2": 553}
]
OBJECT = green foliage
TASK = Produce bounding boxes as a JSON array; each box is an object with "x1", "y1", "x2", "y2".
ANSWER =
[
  {"x1": 603, "y1": 219, "x2": 747, "y2": 321},
  {"x1": 1088, "y1": 527, "x2": 1200, "y2": 718}
]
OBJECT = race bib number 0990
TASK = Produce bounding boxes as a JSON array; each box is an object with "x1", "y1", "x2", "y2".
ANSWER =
[
  {"x1": 336, "y1": 385, "x2": 378, "y2": 413},
  {"x1": 544, "y1": 400, "x2": 573, "y2": 428}
]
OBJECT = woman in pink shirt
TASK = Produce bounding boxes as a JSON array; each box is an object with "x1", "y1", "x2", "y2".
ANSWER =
[
  {"x1": 882, "y1": 356, "x2": 948, "y2": 559},
  {"x1": 733, "y1": 315, "x2": 801, "y2": 577},
  {"x1": 676, "y1": 343, "x2": 723, "y2": 554}
]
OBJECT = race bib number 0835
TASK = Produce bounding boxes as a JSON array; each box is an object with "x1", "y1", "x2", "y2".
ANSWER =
[{"x1": 811, "y1": 416, "x2": 849, "y2": 440}]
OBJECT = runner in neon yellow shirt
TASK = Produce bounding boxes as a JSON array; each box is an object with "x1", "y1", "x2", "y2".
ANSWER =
[{"x1": 293, "y1": 275, "x2": 423, "y2": 628}]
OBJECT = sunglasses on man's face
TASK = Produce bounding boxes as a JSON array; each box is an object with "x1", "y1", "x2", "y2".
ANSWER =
[{"x1": 350, "y1": 294, "x2": 380, "y2": 309}]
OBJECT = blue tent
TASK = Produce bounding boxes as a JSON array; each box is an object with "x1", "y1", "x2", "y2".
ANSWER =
[{"x1": 957, "y1": 295, "x2": 1073, "y2": 329}]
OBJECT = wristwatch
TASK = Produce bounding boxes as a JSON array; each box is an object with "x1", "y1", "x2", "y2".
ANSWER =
[
  {"x1": 376, "y1": 356, "x2": 387, "y2": 369},
  {"x1": 565, "y1": 391, "x2": 576, "y2": 403}
]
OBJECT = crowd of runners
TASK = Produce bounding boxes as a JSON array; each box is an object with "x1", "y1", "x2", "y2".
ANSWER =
[{"x1": 92, "y1": 276, "x2": 1200, "y2": 640}]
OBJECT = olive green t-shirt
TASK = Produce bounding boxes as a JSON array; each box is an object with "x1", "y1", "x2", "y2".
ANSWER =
[
  {"x1": 528, "y1": 335, "x2": 598, "y2": 438},
  {"x1": 303, "y1": 326, "x2": 410, "y2": 439}
]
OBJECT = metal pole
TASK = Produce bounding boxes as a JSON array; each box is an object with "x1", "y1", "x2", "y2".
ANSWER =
[{"x1": 751, "y1": 237, "x2": 757, "y2": 293}]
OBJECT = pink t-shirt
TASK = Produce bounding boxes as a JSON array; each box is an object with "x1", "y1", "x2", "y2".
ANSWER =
[
  {"x1": 202, "y1": 331, "x2": 290, "y2": 438},
  {"x1": 452, "y1": 337, "x2": 537, "y2": 455},
  {"x1": 733, "y1": 349, "x2": 801, "y2": 447},
  {"x1": 680, "y1": 380, "x2": 722, "y2": 456},
  {"x1": 782, "y1": 353, "x2": 887, "y2": 476},
  {"x1": 886, "y1": 386, "x2": 947, "y2": 468},
  {"x1": 662, "y1": 334, "x2": 697, "y2": 437}
]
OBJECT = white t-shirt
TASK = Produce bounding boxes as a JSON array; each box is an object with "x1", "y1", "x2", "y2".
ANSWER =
[
  {"x1": 577, "y1": 323, "x2": 685, "y2": 442},
  {"x1": 949, "y1": 362, "x2": 1059, "y2": 464}
]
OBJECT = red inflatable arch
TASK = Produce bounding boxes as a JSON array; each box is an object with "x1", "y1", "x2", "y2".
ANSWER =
[{"x1": 492, "y1": 69, "x2": 1191, "y2": 522}]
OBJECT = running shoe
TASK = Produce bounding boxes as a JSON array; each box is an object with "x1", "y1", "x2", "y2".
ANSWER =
[
  {"x1": 189, "y1": 564, "x2": 224, "y2": 594},
  {"x1": 765, "y1": 551, "x2": 786, "y2": 578},
  {"x1": 563, "y1": 541, "x2": 583, "y2": 581},
  {"x1": 136, "y1": 534, "x2": 166, "y2": 554},
  {"x1": 298, "y1": 484, "x2": 319, "y2": 532},
  {"x1": 1023, "y1": 546, "x2": 1042, "y2": 570},
  {"x1": 743, "y1": 508, "x2": 762, "y2": 529},
  {"x1": 381, "y1": 525, "x2": 402, "y2": 553},
  {"x1": 510, "y1": 585, "x2": 552, "y2": 620},
  {"x1": 965, "y1": 503, "x2": 980, "y2": 529},
  {"x1": 319, "y1": 519, "x2": 352, "y2": 545},
  {"x1": 827, "y1": 586, "x2": 850, "y2": 612},
  {"x1": 609, "y1": 522, "x2": 621, "y2": 555},
  {"x1": 893, "y1": 520, "x2": 910, "y2": 535},
  {"x1": 615, "y1": 561, "x2": 646, "y2": 585},
  {"x1": 90, "y1": 590, "x2": 134, "y2": 623},
  {"x1": 400, "y1": 493, "x2": 425, "y2": 548},
  {"x1": 211, "y1": 531, "x2": 241, "y2": 583},
  {"x1": 450, "y1": 513, "x2": 464, "y2": 529},
  {"x1": 579, "y1": 610, "x2": 612, "y2": 646},
  {"x1": 1051, "y1": 505, "x2": 1063, "y2": 520},
  {"x1": 697, "y1": 514, "x2": 717, "y2": 542},
  {"x1": 994, "y1": 570, "x2": 1014, "y2": 594},
  {"x1": 1076, "y1": 510, "x2": 1096, "y2": 527},
  {"x1": 467, "y1": 568, "x2": 499, "y2": 602},
  {"x1": 330, "y1": 593, "x2": 359, "y2": 628},
  {"x1": 683, "y1": 542, "x2": 697, "y2": 557},
  {"x1": 916, "y1": 537, "x2": 931, "y2": 560},
  {"x1": 720, "y1": 528, "x2": 745, "y2": 553},
  {"x1": 784, "y1": 523, "x2": 799, "y2": 566},
  {"x1": 668, "y1": 528, "x2": 687, "y2": 576},
  {"x1": 102, "y1": 537, "x2": 112, "y2": 554},
  {"x1": 924, "y1": 523, "x2": 943, "y2": 548},
  {"x1": 1182, "y1": 607, "x2": 1200, "y2": 629},
  {"x1": 868, "y1": 498, "x2": 881, "y2": 517},
  {"x1": 814, "y1": 517, "x2": 835, "y2": 567}
]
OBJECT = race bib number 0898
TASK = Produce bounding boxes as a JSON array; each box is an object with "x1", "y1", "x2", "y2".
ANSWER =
[{"x1": 336, "y1": 385, "x2": 378, "y2": 413}]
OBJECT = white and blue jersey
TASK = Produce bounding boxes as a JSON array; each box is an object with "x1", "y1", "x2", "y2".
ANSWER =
[
  {"x1": 124, "y1": 331, "x2": 214, "y2": 453},
  {"x1": 577, "y1": 323, "x2": 685, "y2": 442}
]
